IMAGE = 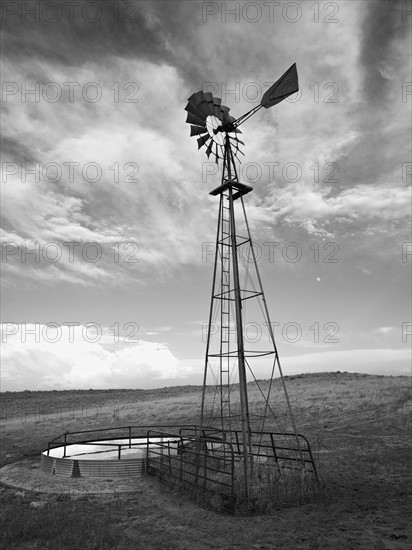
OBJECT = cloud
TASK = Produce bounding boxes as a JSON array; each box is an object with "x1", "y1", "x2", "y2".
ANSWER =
[
  {"x1": 0, "y1": 323, "x2": 199, "y2": 391},
  {"x1": 2, "y1": 322, "x2": 410, "y2": 391},
  {"x1": 258, "y1": 182, "x2": 411, "y2": 237},
  {"x1": 359, "y1": 0, "x2": 410, "y2": 104},
  {"x1": 1, "y1": 1, "x2": 410, "y2": 392},
  {"x1": 3, "y1": 2, "x2": 410, "y2": 289},
  {"x1": 1, "y1": 55, "x2": 218, "y2": 286},
  {"x1": 374, "y1": 326, "x2": 393, "y2": 334},
  {"x1": 1, "y1": 0, "x2": 208, "y2": 89}
]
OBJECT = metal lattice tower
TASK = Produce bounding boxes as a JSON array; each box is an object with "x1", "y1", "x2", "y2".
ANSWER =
[
  {"x1": 185, "y1": 63, "x2": 304, "y2": 496},
  {"x1": 200, "y1": 136, "x2": 303, "y2": 488}
]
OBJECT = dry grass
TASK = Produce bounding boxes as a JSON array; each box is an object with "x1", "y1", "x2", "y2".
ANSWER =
[
  {"x1": 0, "y1": 491, "x2": 122, "y2": 550},
  {"x1": 1, "y1": 372, "x2": 411, "y2": 549},
  {"x1": 234, "y1": 463, "x2": 319, "y2": 515}
]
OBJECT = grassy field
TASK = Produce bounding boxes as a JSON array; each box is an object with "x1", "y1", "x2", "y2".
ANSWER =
[{"x1": 1, "y1": 372, "x2": 411, "y2": 549}]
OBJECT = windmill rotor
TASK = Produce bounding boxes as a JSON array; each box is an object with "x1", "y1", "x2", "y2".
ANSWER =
[
  {"x1": 185, "y1": 63, "x2": 299, "y2": 167},
  {"x1": 185, "y1": 91, "x2": 244, "y2": 163}
]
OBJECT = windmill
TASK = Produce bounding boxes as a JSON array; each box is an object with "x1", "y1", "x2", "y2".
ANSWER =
[{"x1": 185, "y1": 64, "x2": 311, "y2": 499}]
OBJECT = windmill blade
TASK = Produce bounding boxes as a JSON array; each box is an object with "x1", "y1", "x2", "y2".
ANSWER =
[
  {"x1": 229, "y1": 136, "x2": 245, "y2": 159},
  {"x1": 190, "y1": 125, "x2": 208, "y2": 137},
  {"x1": 203, "y1": 92, "x2": 214, "y2": 103},
  {"x1": 210, "y1": 151, "x2": 219, "y2": 163},
  {"x1": 220, "y1": 109, "x2": 231, "y2": 124},
  {"x1": 213, "y1": 104, "x2": 222, "y2": 118},
  {"x1": 229, "y1": 135, "x2": 245, "y2": 147},
  {"x1": 231, "y1": 137, "x2": 245, "y2": 147},
  {"x1": 213, "y1": 97, "x2": 222, "y2": 117},
  {"x1": 196, "y1": 101, "x2": 215, "y2": 118},
  {"x1": 197, "y1": 134, "x2": 210, "y2": 149},
  {"x1": 214, "y1": 143, "x2": 221, "y2": 164},
  {"x1": 185, "y1": 100, "x2": 206, "y2": 121},
  {"x1": 231, "y1": 143, "x2": 245, "y2": 156},
  {"x1": 221, "y1": 108, "x2": 234, "y2": 125},
  {"x1": 204, "y1": 101, "x2": 218, "y2": 116},
  {"x1": 211, "y1": 142, "x2": 222, "y2": 163},
  {"x1": 187, "y1": 90, "x2": 205, "y2": 105},
  {"x1": 232, "y1": 150, "x2": 242, "y2": 163},
  {"x1": 261, "y1": 63, "x2": 298, "y2": 108},
  {"x1": 206, "y1": 140, "x2": 214, "y2": 159},
  {"x1": 230, "y1": 142, "x2": 245, "y2": 157},
  {"x1": 186, "y1": 112, "x2": 206, "y2": 126}
]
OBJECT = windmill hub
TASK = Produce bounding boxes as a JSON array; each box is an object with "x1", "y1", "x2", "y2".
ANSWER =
[
  {"x1": 213, "y1": 122, "x2": 236, "y2": 134},
  {"x1": 206, "y1": 115, "x2": 225, "y2": 145}
]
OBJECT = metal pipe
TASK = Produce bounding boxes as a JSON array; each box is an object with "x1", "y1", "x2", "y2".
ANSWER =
[
  {"x1": 226, "y1": 138, "x2": 253, "y2": 497},
  {"x1": 233, "y1": 104, "x2": 262, "y2": 128}
]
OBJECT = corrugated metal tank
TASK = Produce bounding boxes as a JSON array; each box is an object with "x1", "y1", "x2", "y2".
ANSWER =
[{"x1": 41, "y1": 453, "x2": 145, "y2": 477}]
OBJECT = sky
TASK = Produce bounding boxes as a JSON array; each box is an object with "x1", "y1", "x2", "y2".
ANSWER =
[{"x1": 1, "y1": 0, "x2": 411, "y2": 391}]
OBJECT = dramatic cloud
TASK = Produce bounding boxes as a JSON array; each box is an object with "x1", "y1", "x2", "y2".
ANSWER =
[
  {"x1": 360, "y1": 0, "x2": 410, "y2": 104},
  {"x1": 1, "y1": 323, "x2": 201, "y2": 391},
  {"x1": 1, "y1": 1, "x2": 411, "y2": 389}
]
